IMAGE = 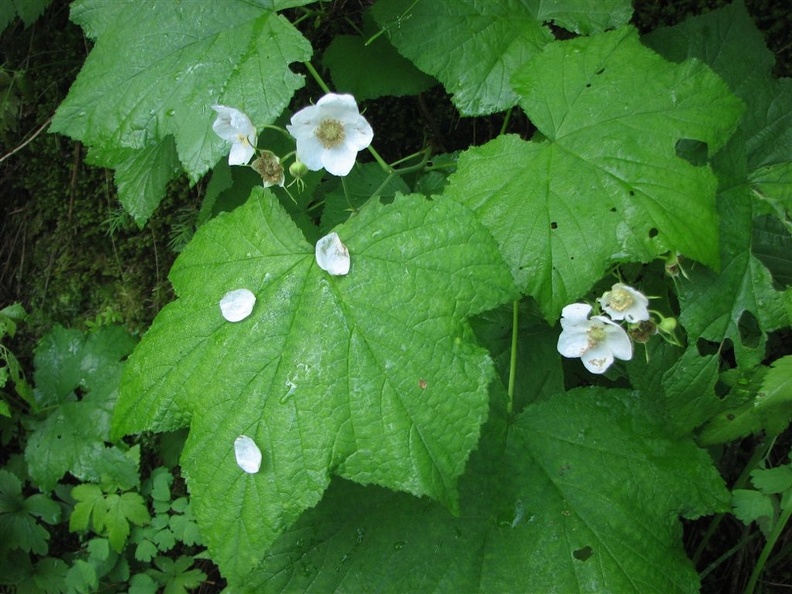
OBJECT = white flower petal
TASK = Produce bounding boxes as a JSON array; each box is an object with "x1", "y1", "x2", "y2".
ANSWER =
[
  {"x1": 315, "y1": 92, "x2": 360, "y2": 116},
  {"x1": 315, "y1": 232, "x2": 350, "y2": 275},
  {"x1": 228, "y1": 140, "x2": 255, "y2": 166},
  {"x1": 321, "y1": 147, "x2": 357, "y2": 176},
  {"x1": 296, "y1": 134, "x2": 328, "y2": 171},
  {"x1": 581, "y1": 343, "x2": 615, "y2": 374},
  {"x1": 557, "y1": 328, "x2": 591, "y2": 358},
  {"x1": 561, "y1": 303, "x2": 593, "y2": 323},
  {"x1": 212, "y1": 105, "x2": 257, "y2": 165},
  {"x1": 234, "y1": 435, "x2": 262, "y2": 474},
  {"x1": 604, "y1": 325, "x2": 633, "y2": 361},
  {"x1": 220, "y1": 288, "x2": 256, "y2": 322},
  {"x1": 343, "y1": 120, "x2": 374, "y2": 151}
]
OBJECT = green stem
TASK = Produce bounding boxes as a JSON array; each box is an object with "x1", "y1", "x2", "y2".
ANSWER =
[
  {"x1": 390, "y1": 147, "x2": 430, "y2": 169},
  {"x1": 693, "y1": 440, "x2": 769, "y2": 564},
  {"x1": 303, "y1": 61, "x2": 331, "y2": 94},
  {"x1": 367, "y1": 145, "x2": 391, "y2": 174},
  {"x1": 745, "y1": 500, "x2": 792, "y2": 594},
  {"x1": 369, "y1": 172, "x2": 398, "y2": 202},
  {"x1": 365, "y1": 0, "x2": 419, "y2": 46},
  {"x1": 500, "y1": 107, "x2": 513, "y2": 136},
  {"x1": 260, "y1": 124, "x2": 293, "y2": 140},
  {"x1": 507, "y1": 300, "x2": 519, "y2": 416},
  {"x1": 699, "y1": 529, "x2": 760, "y2": 580}
]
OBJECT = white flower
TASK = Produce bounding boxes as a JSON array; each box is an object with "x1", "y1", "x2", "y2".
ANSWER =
[
  {"x1": 233, "y1": 435, "x2": 262, "y2": 474},
  {"x1": 315, "y1": 232, "x2": 350, "y2": 275},
  {"x1": 286, "y1": 93, "x2": 373, "y2": 176},
  {"x1": 212, "y1": 105, "x2": 257, "y2": 165},
  {"x1": 557, "y1": 303, "x2": 632, "y2": 374},
  {"x1": 598, "y1": 283, "x2": 650, "y2": 323},
  {"x1": 220, "y1": 289, "x2": 256, "y2": 322}
]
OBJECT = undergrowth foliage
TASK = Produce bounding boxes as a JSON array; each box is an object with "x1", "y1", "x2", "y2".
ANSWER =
[{"x1": 1, "y1": 0, "x2": 791, "y2": 593}]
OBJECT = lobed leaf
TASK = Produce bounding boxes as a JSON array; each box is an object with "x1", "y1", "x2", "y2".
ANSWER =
[
  {"x1": 646, "y1": 4, "x2": 791, "y2": 369},
  {"x1": 251, "y1": 388, "x2": 728, "y2": 593},
  {"x1": 114, "y1": 188, "x2": 517, "y2": 584},
  {"x1": 372, "y1": 0, "x2": 554, "y2": 115},
  {"x1": 445, "y1": 28, "x2": 742, "y2": 319},
  {"x1": 50, "y1": 0, "x2": 312, "y2": 223}
]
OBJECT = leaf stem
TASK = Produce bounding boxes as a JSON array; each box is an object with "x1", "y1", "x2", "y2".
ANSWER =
[
  {"x1": 367, "y1": 145, "x2": 391, "y2": 174},
  {"x1": 745, "y1": 500, "x2": 792, "y2": 594},
  {"x1": 507, "y1": 300, "x2": 519, "y2": 416},
  {"x1": 499, "y1": 107, "x2": 513, "y2": 136},
  {"x1": 303, "y1": 61, "x2": 331, "y2": 94},
  {"x1": 260, "y1": 124, "x2": 293, "y2": 140}
]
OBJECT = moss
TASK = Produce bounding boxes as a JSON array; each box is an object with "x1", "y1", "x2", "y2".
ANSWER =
[{"x1": 0, "y1": 0, "x2": 199, "y2": 349}]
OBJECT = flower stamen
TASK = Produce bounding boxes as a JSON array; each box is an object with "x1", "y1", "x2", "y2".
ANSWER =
[{"x1": 316, "y1": 119, "x2": 345, "y2": 148}]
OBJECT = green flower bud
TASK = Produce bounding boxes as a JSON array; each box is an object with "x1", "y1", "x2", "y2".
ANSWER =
[
  {"x1": 289, "y1": 159, "x2": 309, "y2": 179},
  {"x1": 658, "y1": 317, "x2": 677, "y2": 333}
]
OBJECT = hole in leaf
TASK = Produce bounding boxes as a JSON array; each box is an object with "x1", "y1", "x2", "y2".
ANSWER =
[
  {"x1": 675, "y1": 138, "x2": 709, "y2": 167},
  {"x1": 585, "y1": 83, "x2": 591, "y2": 88},
  {"x1": 696, "y1": 337, "x2": 722, "y2": 357},
  {"x1": 629, "y1": 190, "x2": 635, "y2": 197},
  {"x1": 648, "y1": 228, "x2": 658, "y2": 238},
  {"x1": 696, "y1": 338, "x2": 736, "y2": 368},
  {"x1": 550, "y1": 221, "x2": 558, "y2": 229},
  {"x1": 573, "y1": 546, "x2": 594, "y2": 561},
  {"x1": 595, "y1": 68, "x2": 605, "y2": 75},
  {"x1": 738, "y1": 310, "x2": 762, "y2": 349},
  {"x1": 609, "y1": 207, "x2": 617, "y2": 213}
]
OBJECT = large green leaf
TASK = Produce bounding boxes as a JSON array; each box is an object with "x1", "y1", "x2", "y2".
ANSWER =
[
  {"x1": 250, "y1": 388, "x2": 727, "y2": 593},
  {"x1": 49, "y1": 0, "x2": 312, "y2": 223},
  {"x1": 113, "y1": 188, "x2": 517, "y2": 584},
  {"x1": 371, "y1": 0, "x2": 554, "y2": 115},
  {"x1": 371, "y1": 0, "x2": 632, "y2": 116},
  {"x1": 645, "y1": 3, "x2": 791, "y2": 369},
  {"x1": 645, "y1": 0, "x2": 792, "y2": 219},
  {"x1": 444, "y1": 27, "x2": 742, "y2": 319}
]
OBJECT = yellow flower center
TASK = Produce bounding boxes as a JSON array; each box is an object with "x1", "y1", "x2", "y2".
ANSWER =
[
  {"x1": 588, "y1": 325, "x2": 606, "y2": 344},
  {"x1": 606, "y1": 287, "x2": 633, "y2": 312},
  {"x1": 316, "y1": 119, "x2": 345, "y2": 148}
]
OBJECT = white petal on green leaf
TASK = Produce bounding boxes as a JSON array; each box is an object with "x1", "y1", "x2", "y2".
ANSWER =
[
  {"x1": 234, "y1": 435, "x2": 262, "y2": 474},
  {"x1": 315, "y1": 232, "x2": 350, "y2": 276},
  {"x1": 219, "y1": 289, "x2": 256, "y2": 322}
]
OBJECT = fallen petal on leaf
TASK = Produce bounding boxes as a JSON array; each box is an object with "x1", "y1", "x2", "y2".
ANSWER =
[
  {"x1": 234, "y1": 435, "x2": 262, "y2": 474},
  {"x1": 220, "y1": 289, "x2": 256, "y2": 322},
  {"x1": 315, "y1": 232, "x2": 350, "y2": 275}
]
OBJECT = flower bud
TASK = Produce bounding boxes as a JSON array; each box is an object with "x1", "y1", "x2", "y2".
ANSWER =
[
  {"x1": 289, "y1": 159, "x2": 309, "y2": 180},
  {"x1": 658, "y1": 317, "x2": 677, "y2": 333}
]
